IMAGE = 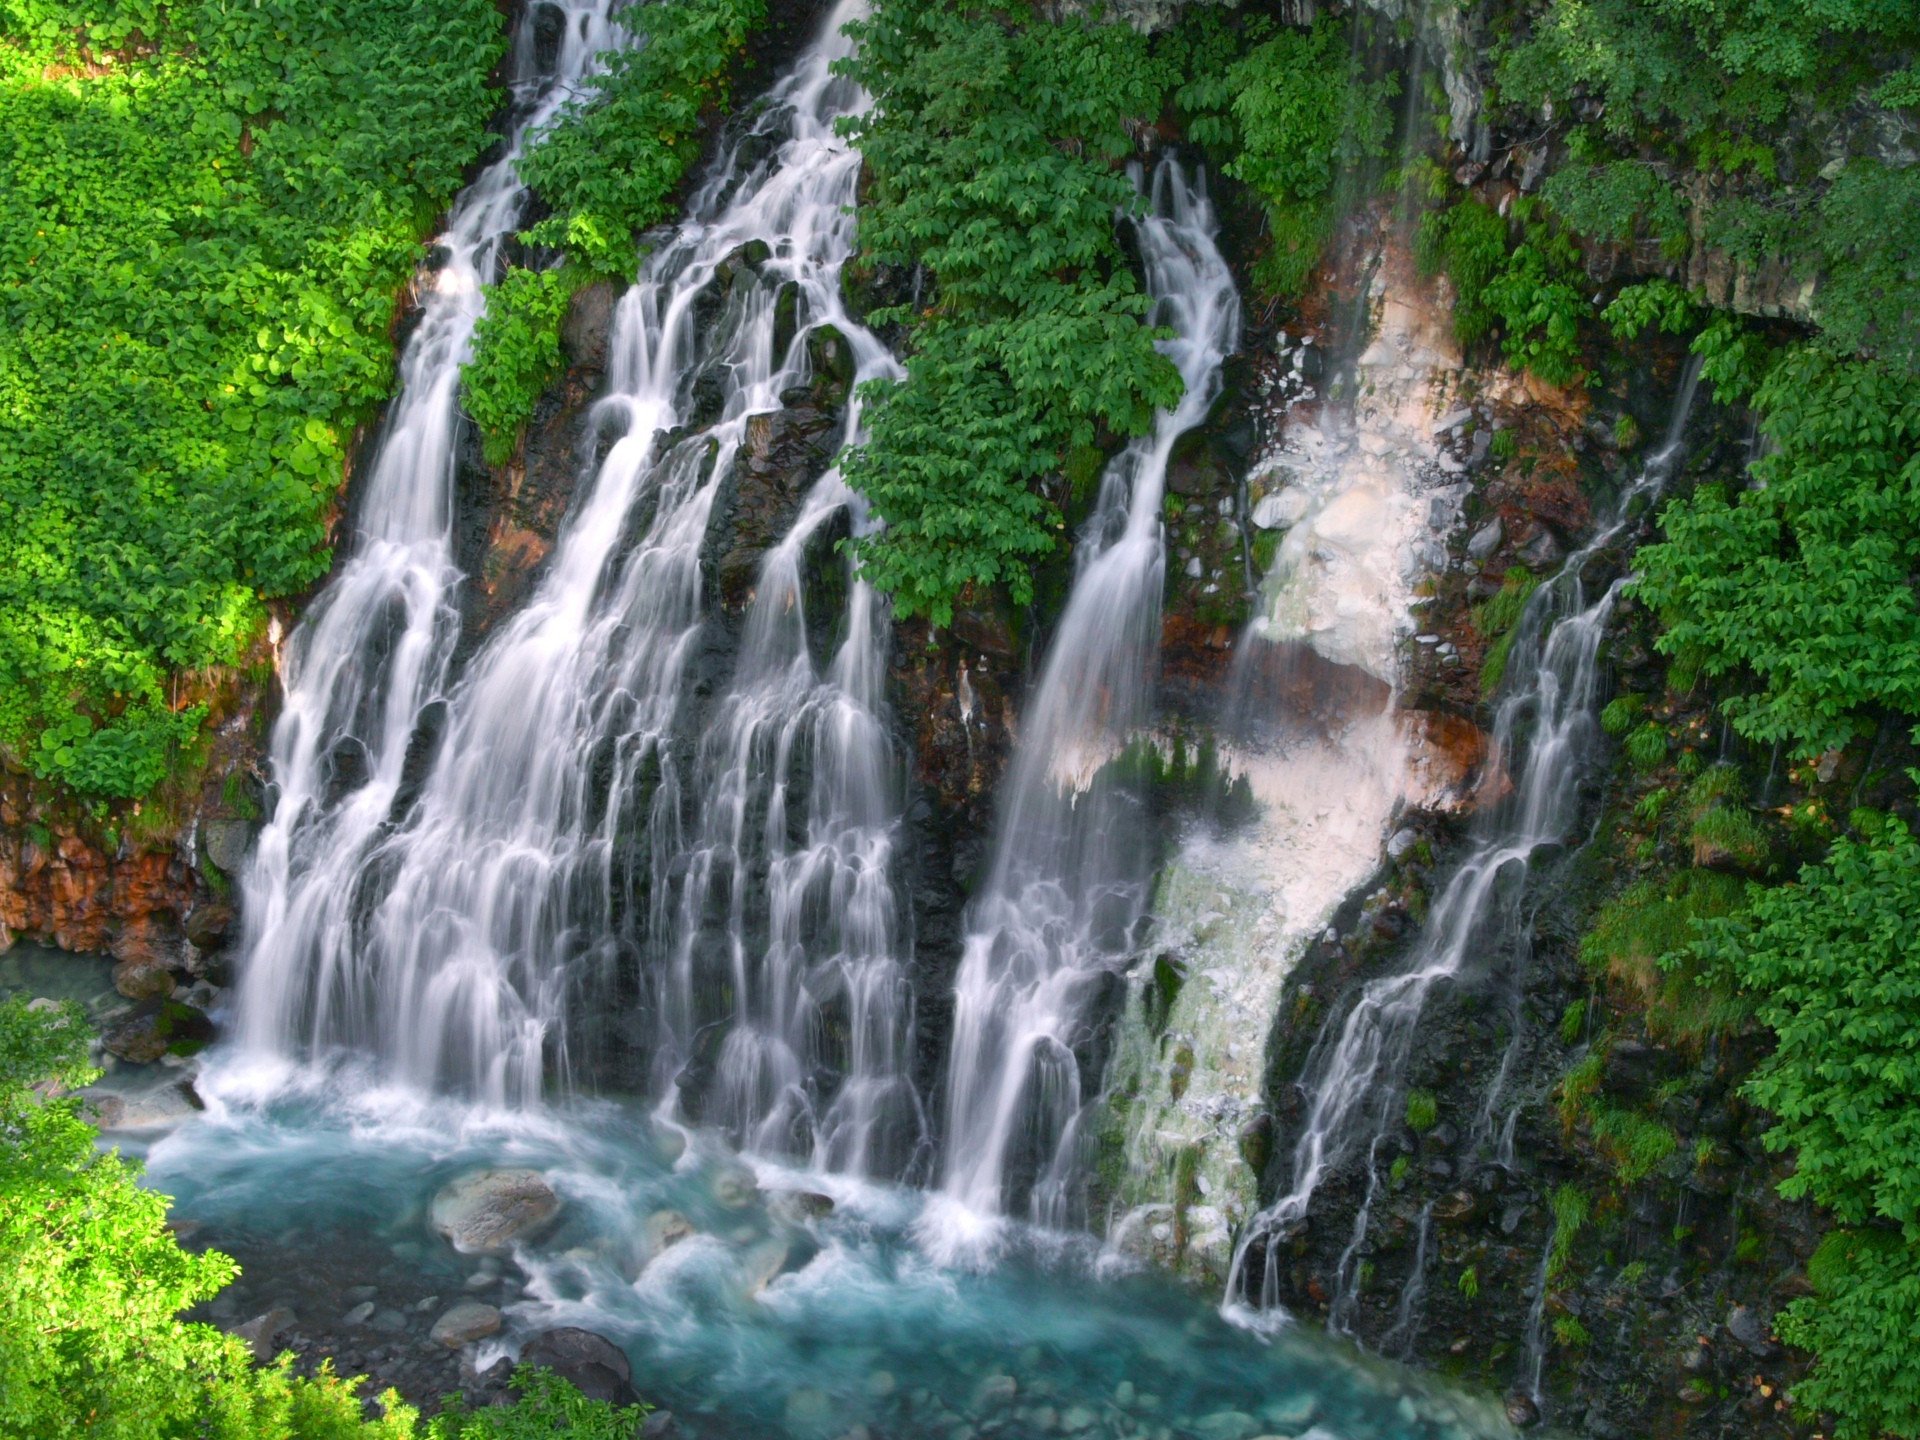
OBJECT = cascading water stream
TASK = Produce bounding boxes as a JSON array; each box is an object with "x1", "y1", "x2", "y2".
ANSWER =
[
  {"x1": 933, "y1": 159, "x2": 1240, "y2": 1237},
  {"x1": 235, "y1": 0, "x2": 619, "y2": 1076},
  {"x1": 1224, "y1": 354, "x2": 1704, "y2": 1323},
  {"x1": 229, "y1": 0, "x2": 920, "y2": 1174}
]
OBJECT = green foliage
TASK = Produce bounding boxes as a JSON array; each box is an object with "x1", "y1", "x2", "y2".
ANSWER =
[
  {"x1": 1604, "y1": 280, "x2": 1699, "y2": 343},
  {"x1": 462, "y1": 265, "x2": 589, "y2": 467},
  {"x1": 1783, "y1": 1229, "x2": 1920, "y2": 1438},
  {"x1": 1548, "y1": 1183, "x2": 1589, "y2": 1279},
  {"x1": 1480, "y1": 224, "x2": 1589, "y2": 386},
  {"x1": 1590, "y1": 1104, "x2": 1679, "y2": 1184},
  {"x1": 1711, "y1": 819, "x2": 1920, "y2": 1232},
  {"x1": 1414, "y1": 198, "x2": 1510, "y2": 348},
  {"x1": 1636, "y1": 347, "x2": 1920, "y2": 757},
  {"x1": 0, "y1": 0, "x2": 506, "y2": 798},
  {"x1": 1623, "y1": 721, "x2": 1669, "y2": 769},
  {"x1": 1682, "y1": 764, "x2": 1768, "y2": 869},
  {"x1": 1559, "y1": 997, "x2": 1588, "y2": 1044},
  {"x1": 1456, "y1": 1264, "x2": 1479, "y2": 1301},
  {"x1": 426, "y1": 1370, "x2": 645, "y2": 1440},
  {"x1": 1581, "y1": 867, "x2": 1750, "y2": 1042},
  {"x1": 833, "y1": 0, "x2": 1181, "y2": 625},
  {"x1": 1405, "y1": 1088, "x2": 1439, "y2": 1134},
  {"x1": 1542, "y1": 160, "x2": 1687, "y2": 251},
  {"x1": 1496, "y1": 0, "x2": 1914, "y2": 143},
  {"x1": 0, "y1": 996, "x2": 643, "y2": 1437},
  {"x1": 1471, "y1": 568, "x2": 1539, "y2": 695},
  {"x1": 1221, "y1": 17, "x2": 1400, "y2": 297},
  {"x1": 1600, "y1": 692, "x2": 1645, "y2": 735},
  {"x1": 459, "y1": 0, "x2": 763, "y2": 465},
  {"x1": 1416, "y1": 195, "x2": 1588, "y2": 383},
  {"x1": 1691, "y1": 817, "x2": 1920, "y2": 1434},
  {"x1": 1553, "y1": 1315, "x2": 1592, "y2": 1347},
  {"x1": 516, "y1": 0, "x2": 764, "y2": 275}
]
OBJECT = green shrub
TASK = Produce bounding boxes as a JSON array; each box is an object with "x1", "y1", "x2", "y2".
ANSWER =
[
  {"x1": 459, "y1": 0, "x2": 764, "y2": 464},
  {"x1": 1623, "y1": 721, "x2": 1668, "y2": 768},
  {"x1": 1548, "y1": 1183, "x2": 1589, "y2": 1280},
  {"x1": 462, "y1": 265, "x2": 590, "y2": 467},
  {"x1": 1590, "y1": 1105, "x2": 1678, "y2": 1184},
  {"x1": 1599, "y1": 692, "x2": 1645, "y2": 735},
  {"x1": 516, "y1": 0, "x2": 765, "y2": 275},
  {"x1": 1405, "y1": 1089, "x2": 1439, "y2": 1133},
  {"x1": 1636, "y1": 346, "x2": 1920, "y2": 757},
  {"x1": 1552, "y1": 1315, "x2": 1591, "y2": 1347},
  {"x1": 1221, "y1": 17, "x2": 1399, "y2": 297},
  {"x1": 833, "y1": 0, "x2": 1181, "y2": 625},
  {"x1": 1471, "y1": 568, "x2": 1540, "y2": 695},
  {"x1": 1542, "y1": 160, "x2": 1687, "y2": 251},
  {"x1": 0, "y1": 996, "x2": 643, "y2": 1437},
  {"x1": 1415, "y1": 199, "x2": 1510, "y2": 348},
  {"x1": 1691, "y1": 818, "x2": 1920, "y2": 1435},
  {"x1": 1559, "y1": 997, "x2": 1588, "y2": 1045},
  {"x1": 0, "y1": 0, "x2": 505, "y2": 799},
  {"x1": 1581, "y1": 867, "x2": 1750, "y2": 1043},
  {"x1": 1780, "y1": 1228, "x2": 1920, "y2": 1438}
]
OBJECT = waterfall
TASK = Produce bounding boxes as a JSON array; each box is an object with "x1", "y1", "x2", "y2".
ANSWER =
[
  {"x1": 230, "y1": 0, "x2": 922, "y2": 1175},
  {"x1": 1224, "y1": 354, "x2": 1703, "y2": 1321},
  {"x1": 932, "y1": 159, "x2": 1241, "y2": 1237},
  {"x1": 235, "y1": 0, "x2": 620, "y2": 1074}
]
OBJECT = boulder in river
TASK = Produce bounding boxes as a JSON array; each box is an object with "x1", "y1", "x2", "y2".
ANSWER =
[
  {"x1": 430, "y1": 1300, "x2": 502, "y2": 1347},
  {"x1": 230, "y1": 1306, "x2": 297, "y2": 1362},
  {"x1": 429, "y1": 1168, "x2": 561, "y2": 1254},
  {"x1": 518, "y1": 1327, "x2": 638, "y2": 1404}
]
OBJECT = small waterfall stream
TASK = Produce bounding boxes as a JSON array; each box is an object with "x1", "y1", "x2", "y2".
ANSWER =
[
  {"x1": 236, "y1": 0, "x2": 620, "y2": 1079},
  {"x1": 934, "y1": 160, "x2": 1241, "y2": 1238},
  {"x1": 1224, "y1": 356, "x2": 1704, "y2": 1322}
]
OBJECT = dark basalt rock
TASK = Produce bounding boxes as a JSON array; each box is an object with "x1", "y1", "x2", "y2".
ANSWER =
[{"x1": 517, "y1": 1327, "x2": 639, "y2": 1406}]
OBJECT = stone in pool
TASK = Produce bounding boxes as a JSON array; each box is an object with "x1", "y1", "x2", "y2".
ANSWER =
[
  {"x1": 230, "y1": 1306, "x2": 297, "y2": 1362},
  {"x1": 430, "y1": 1301, "x2": 502, "y2": 1348},
  {"x1": 430, "y1": 1169, "x2": 560, "y2": 1254},
  {"x1": 519, "y1": 1327, "x2": 637, "y2": 1405}
]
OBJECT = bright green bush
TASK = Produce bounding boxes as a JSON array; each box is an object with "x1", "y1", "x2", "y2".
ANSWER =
[
  {"x1": 1786, "y1": 1228, "x2": 1920, "y2": 1439},
  {"x1": 1635, "y1": 346, "x2": 1920, "y2": 758},
  {"x1": 833, "y1": 0, "x2": 1182, "y2": 625},
  {"x1": 1415, "y1": 199, "x2": 1510, "y2": 349},
  {"x1": 1404, "y1": 1089, "x2": 1439, "y2": 1134},
  {"x1": 1221, "y1": 17, "x2": 1400, "y2": 297},
  {"x1": 0, "y1": 996, "x2": 643, "y2": 1437},
  {"x1": 1542, "y1": 160, "x2": 1687, "y2": 251},
  {"x1": 459, "y1": 0, "x2": 763, "y2": 467},
  {"x1": 462, "y1": 266, "x2": 590, "y2": 468},
  {"x1": 0, "y1": 0, "x2": 505, "y2": 798},
  {"x1": 1416, "y1": 196, "x2": 1588, "y2": 383},
  {"x1": 515, "y1": 0, "x2": 763, "y2": 276},
  {"x1": 1581, "y1": 868, "x2": 1750, "y2": 1043},
  {"x1": 1691, "y1": 817, "x2": 1920, "y2": 1435}
]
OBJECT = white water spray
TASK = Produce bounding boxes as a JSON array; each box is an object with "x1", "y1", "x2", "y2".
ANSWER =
[
  {"x1": 933, "y1": 159, "x2": 1241, "y2": 1240},
  {"x1": 1224, "y1": 355, "x2": 1703, "y2": 1322},
  {"x1": 231, "y1": 2, "x2": 919, "y2": 1174},
  {"x1": 236, "y1": 0, "x2": 621, "y2": 1077}
]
